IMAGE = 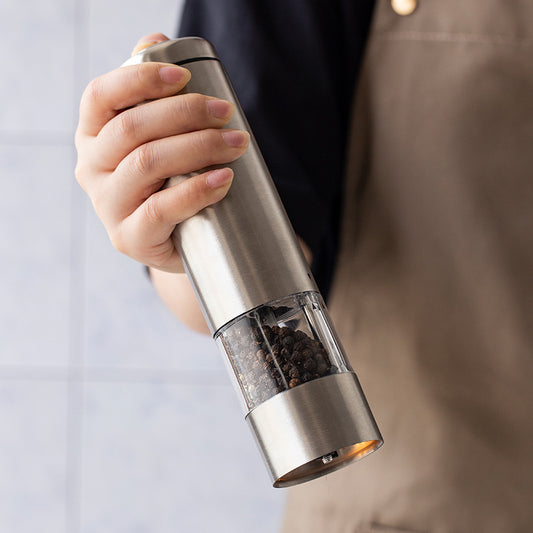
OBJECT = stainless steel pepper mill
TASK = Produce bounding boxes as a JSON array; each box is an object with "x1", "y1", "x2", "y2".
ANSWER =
[{"x1": 123, "y1": 37, "x2": 383, "y2": 487}]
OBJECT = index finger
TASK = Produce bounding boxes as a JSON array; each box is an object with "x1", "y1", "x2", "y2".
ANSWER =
[{"x1": 77, "y1": 62, "x2": 191, "y2": 137}]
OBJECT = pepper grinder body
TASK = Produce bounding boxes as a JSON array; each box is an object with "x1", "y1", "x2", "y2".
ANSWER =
[{"x1": 123, "y1": 38, "x2": 382, "y2": 487}]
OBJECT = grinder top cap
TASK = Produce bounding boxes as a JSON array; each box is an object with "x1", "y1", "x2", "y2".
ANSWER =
[{"x1": 122, "y1": 37, "x2": 218, "y2": 67}]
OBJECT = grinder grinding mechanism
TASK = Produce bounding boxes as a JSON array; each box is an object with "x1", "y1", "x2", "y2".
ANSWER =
[{"x1": 124, "y1": 37, "x2": 383, "y2": 487}]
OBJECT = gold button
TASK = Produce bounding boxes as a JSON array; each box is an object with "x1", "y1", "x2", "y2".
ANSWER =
[{"x1": 391, "y1": 0, "x2": 418, "y2": 16}]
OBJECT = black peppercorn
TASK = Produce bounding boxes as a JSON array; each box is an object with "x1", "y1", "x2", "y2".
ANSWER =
[
  {"x1": 221, "y1": 311, "x2": 336, "y2": 408},
  {"x1": 303, "y1": 358, "x2": 317, "y2": 372}
]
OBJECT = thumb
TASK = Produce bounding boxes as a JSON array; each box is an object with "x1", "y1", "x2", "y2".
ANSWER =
[{"x1": 131, "y1": 33, "x2": 170, "y2": 56}]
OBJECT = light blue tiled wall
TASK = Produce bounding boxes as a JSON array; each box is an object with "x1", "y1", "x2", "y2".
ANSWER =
[{"x1": 0, "y1": 1, "x2": 285, "y2": 531}]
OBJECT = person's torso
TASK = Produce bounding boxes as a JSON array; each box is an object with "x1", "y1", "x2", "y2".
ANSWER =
[{"x1": 284, "y1": 1, "x2": 533, "y2": 531}]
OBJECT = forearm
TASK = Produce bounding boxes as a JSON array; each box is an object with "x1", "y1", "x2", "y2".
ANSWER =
[{"x1": 149, "y1": 267, "x2": 210, "y2": 335}]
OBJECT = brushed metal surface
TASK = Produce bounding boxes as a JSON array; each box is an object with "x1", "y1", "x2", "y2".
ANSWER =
[
  {"x1": 246, "y1": 372, "x2": 383, "y2": 487},
  {"x1": 123, "y1": 37, "x2": 218, "y2": 66},
  {"x1": 123, "y1": 38, "x2": 316, "y2": 333}
]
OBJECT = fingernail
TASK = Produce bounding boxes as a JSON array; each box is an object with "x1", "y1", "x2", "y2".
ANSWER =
[
  {"x1": 159, "y1": 66, "x2": 187, "y2": 84},
  {"x1": 131, "y1": 41, "x2": 160, "y2": 56},
  {"x1": 206, "y1": 168, "x2": 234, "y2": 189},
  {"x1": 221, "y1": 129, "x2": 250, "y2": 148},
  {"x1": 207, "y1": 98, "x2": 234, "y2": 119}
]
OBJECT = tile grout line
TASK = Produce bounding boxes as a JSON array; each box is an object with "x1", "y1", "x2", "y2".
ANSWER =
[
  {"x1": 0, "y1": 131, "x2": 73, "y2": 145},
  {"x1": 65, "y1": 0, "x2": 90, "y2": 531},
  {"x1": 0, "y1": 365, "x2": 228, "y2": 385}
]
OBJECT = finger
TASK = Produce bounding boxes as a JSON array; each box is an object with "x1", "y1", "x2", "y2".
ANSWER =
[
  {"x1": 77, "y1": 62, "x2": 191, "y2": 137},
  {"x1": 131, "y1": 33, "x2": 169, "y2": 56},
  {"x1": 94, "y1": 94, "x2": 236, "y2": 170},
  {"x1": 112, "y1": 168, "x2": 234, "y2": 271},
  {"x1": 99, "y1": 128, "x2": 249, "y2": 221}
]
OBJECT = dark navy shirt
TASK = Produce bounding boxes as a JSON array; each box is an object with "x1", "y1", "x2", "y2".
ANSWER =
[{"x1": 178, "y1": 0, "x2": 374, "y2": 299}]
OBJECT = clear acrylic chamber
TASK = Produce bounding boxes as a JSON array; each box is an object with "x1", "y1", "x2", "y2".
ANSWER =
[
  {"x1": 216, "y1": 291, "x2": 382, "y2": 487},
  {"x1": 215, "y1": 291, "x2": 351, "y2": 411}
]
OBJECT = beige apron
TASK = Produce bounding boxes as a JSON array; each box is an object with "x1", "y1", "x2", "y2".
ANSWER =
[{"x1": 282, "y1": 1, "x2": 533, "y2": 531}]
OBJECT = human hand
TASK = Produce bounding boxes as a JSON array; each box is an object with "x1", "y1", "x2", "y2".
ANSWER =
[{"x1": 75, "y1": 33, "x2": 250, "y2": 273}]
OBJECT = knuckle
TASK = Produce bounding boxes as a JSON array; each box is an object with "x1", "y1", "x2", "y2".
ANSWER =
[
  {"x1": 179, "y1": 93, "x2": 197, "y2": 123},
  {"x1": 74, "y1": 160, "x2": 96, "y2": 193},
  {"x1": 143, "y1": 194, "x2": 164, "y2": 226},
  {"x1": 134, "y1": 63, "x2": 159, "y2": 92},
  {"x1": 184, "y1": 93, "x2": 207, "y2": 116},
  {"x1": 108, "y1": 226, "x2": 127, "y2": 255},
  {"x1": 132, "y1": 63, "x2": 149, "y2": 90},
  {"x1": 133, "y1": 63, "x2": 145, "y2": 80},
  {"x1": 193, "y1": 129, "x2": 217, "y2": 155},
  {"x1": 197, "y1": 129, "x2": 227, "y2": 165},
  {"x1": 177, "y1": 177, "x2": 201, "y2": 208},
  {"x1": 74, "y1": 140, "x2": 101, "y2": 191},
  {"x1": 172, "y1": 93, "x2": 211, "y2": 130},
  {"x1": 74, "y1": 161, "x2": 86, "y2": 186},
  {"x1": 170, "y1": 93, "x2": 202, "y2": 129},
  {"x1": 74, "y1": 127, "x2": 83, "y2": 150},
  {"x1": 113, "y1": 109, "x2": 137, "y2": 140},
  {"x1": 131, "y1": 142, "x2": 158, "y2": 176},
  {"x1": 82, "y1": 76, "x2": 104, "y2": 106}
]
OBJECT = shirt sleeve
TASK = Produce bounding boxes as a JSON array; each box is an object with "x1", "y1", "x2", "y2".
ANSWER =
[{"x1": 177, "y1": 0, "x2": 374, "y2": 300}]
